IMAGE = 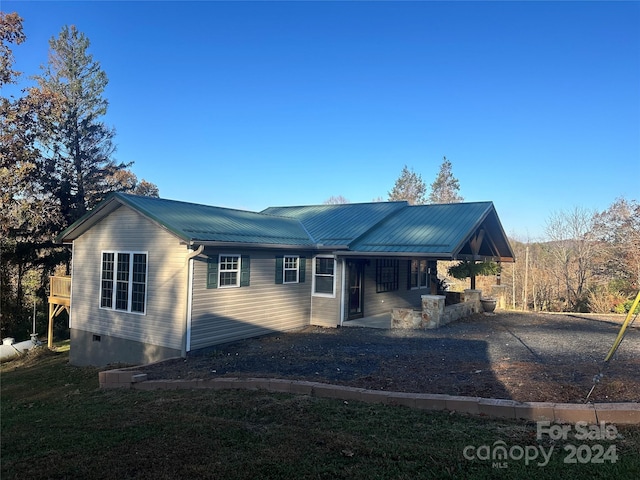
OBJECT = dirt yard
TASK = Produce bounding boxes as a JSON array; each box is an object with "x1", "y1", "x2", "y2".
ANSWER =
[{"x1": 139, "y1": 312, "x2": 640, "y2": 404}]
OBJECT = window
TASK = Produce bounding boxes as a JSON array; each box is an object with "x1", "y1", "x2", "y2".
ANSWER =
[
  {"x1": 313, "y1": 256, "x2": 335, "y2": 296},
  {"x1": 409, "y1": 259, "x2": 429, "y2": 289},
  {"x1": 116, "y1": 253, "x2": 130, "y2": 310},
  {"x1": 284, "y1": 255, "x2": 299, "y2": 283},
  {"x1": 275, "y1": 255, "x2": 306, "y2": 284},
  {"x1": 100, "y1": 251, "x2": 147, "y2": 314},
  {"x1": 101, "y1": 253, "x2": 115, "y2": 308},
  {"x1": 219, "y1": 255, "x2": 240, "y2": 287},
  {"x1": 131, "y1": 254, "x2": 147, "y2": 312},
  {"x1": 376, "y1": 259, "x2": 399, "y2": 293},
  {"x1": 207, "y1": 254, "x2": 250, "y2": 289}
]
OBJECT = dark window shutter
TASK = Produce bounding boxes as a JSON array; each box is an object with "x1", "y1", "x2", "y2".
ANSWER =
[
  {"x1": 299, "y1": 256, "x2": 306, "y2": 283},
  {"x1": 407, "y1": 260, "x2": 412, "y2": 290},
  {"x1": 275, "y1": 256, "x2": 284, "y2": 284},
  {"x1": 240, "y1": 255, "x2": 250, "y2": 287},
  {"x1": 207, "y1": 257, "x2": 218, "y2": 289}
]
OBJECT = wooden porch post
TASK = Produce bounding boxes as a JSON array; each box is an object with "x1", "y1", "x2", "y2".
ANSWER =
[
  {"x1": 48, "y1": 302, "x2": 55, "y2": 349},
  {"x1": 47, "y1": 276, "x2": 71, "y2": 349},
  {"x1": 469, "y1": 229, "x2": 485, "y2": 292}
]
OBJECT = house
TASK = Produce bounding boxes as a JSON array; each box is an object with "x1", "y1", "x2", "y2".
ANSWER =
[{"x1": 57, "y1": 193, "x2": 515, "y2": 366}]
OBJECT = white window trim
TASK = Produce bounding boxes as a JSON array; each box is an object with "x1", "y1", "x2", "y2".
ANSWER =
[
  {"x1": 283, "y1": 255, "x2": 300, "y2": 284},
  {"x1": 218, "y1": 254, "x2": 241, "y2": 288},
  {"x1": 99, "y1": 250, "x2": 148, "y2": 315},
  {"x1": 312, "y1": 255, "x2": 336, "y2": 298}
]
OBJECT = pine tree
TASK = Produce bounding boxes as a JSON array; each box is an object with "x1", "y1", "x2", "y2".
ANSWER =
[
  {"x1": 428, "y1": 156, "x2": 464, "y2": 204},
  {"x1": 33, "y1": 25, "x2": 126, "y2": 224},
  {"x1": 1, "y1": 20, "x2": 158, "y2": 339},
  {"x1": 388, "y1": 165, "x2": 426, "y2": 205},
  {"x1": 1, "y1": 13, "x2": 69, "y2": 337}
]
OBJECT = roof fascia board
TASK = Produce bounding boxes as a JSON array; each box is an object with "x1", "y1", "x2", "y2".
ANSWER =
[
  {"x1": 455, "y1": 253, "x2": 508, "y2": 262},
  {"x1": 191, "y1": 241, "x2": 347, "y2": 250},
  {"x1": 336, "y1": 251, "x2": 452, "y2": 259},
  {"x1": 483, "y1": 228, "x2": 513, "y2": 262},
  {"x1": 194, "y1": 241, "x2": 318, "y2": 250},
  {"x1": 58, "y1": 193, "x2": 192, "y2": 244},
  {"x1": 450, "y1": 203, "x2": 494, "y2": 258},
  {"x1": 114, "y1": 194, "x2": 192, "y2": 243},
  {"x1": 477, "y1": 207, "x2": 516, "y2": 262},
  {"x1": 493, "y1": 214, "x2": 516, "y2": 261},
  {"x1": 482, "y1": 203, "x2": 516, "y2": 261},
  {"x1": 57, "y1": 193, "x2": 122, "y2": 243}
]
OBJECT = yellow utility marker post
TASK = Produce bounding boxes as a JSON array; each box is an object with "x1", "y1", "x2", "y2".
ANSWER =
[
  {"x1": 585, "y1": 290, "x2": 640, "y2": 402},
  {"x1": 604, "y1": 290, "x2": 640, "y2": 362}
]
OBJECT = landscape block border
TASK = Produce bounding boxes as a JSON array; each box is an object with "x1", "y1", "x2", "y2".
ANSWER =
[{"x1": 99, "y1": 367, "x2": 640, "y2": 425}]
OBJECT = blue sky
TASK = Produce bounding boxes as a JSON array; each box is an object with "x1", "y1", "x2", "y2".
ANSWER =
[{"x1": 5, "y1": 1, "x2": 640, "y2": 240}]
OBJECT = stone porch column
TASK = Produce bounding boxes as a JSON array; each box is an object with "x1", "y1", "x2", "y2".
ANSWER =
[
  {"x1": 463, "y1": 289, "x2": 482, "y2": 314},
  {"x1": 421, "y1": 295, "x2": 445, "y2": 329}
]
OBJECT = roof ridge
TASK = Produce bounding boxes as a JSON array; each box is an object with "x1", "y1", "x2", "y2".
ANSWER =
[
  {"x1": 117, "y1": 192, "x2": 270, "y2": 216},
  {"x1": 347, "y1": 203, "x2": 410, "y2": 249},
  {"x1": 262, "y1": 200, "x2": 409, "y2": 212},
  {"x1": 408, "y1": 201, "x2": 494, "y2": 207}
]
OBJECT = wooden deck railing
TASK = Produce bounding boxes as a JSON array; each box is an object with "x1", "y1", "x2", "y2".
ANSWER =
[
  {"x1": 50, "y1": 275, "x2": 71, "y2": 299},
  {"x1": 48, "y1": 276, "x2": 71, "y2": 348}
]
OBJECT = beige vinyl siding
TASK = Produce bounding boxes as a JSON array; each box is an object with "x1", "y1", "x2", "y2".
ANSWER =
[
  {"x1": 311, "y1": 258, "x2": 419, "y2": 325},
  {"x1": 189, "y1": 250, "x2": 311, "y2": 350},
  {"x1": 310, "y1": 258, "x2": 342, "y2": 327},
  {"x1": 348, "y1": 258, "x2": 427, "y2": 319},
  {"x1": 70, "y1": 206, "x2": 188, "y2": 351}
]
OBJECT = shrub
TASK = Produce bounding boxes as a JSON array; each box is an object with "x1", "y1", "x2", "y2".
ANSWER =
[
  {"x1": 622, "y1": 298, "x2": 640, "y2": 315},
  {"x1": 588, "y1": 286, "x2": 626, "y2": 314},
  {"x1": 447, "y1": 260, "x2": 500, "y2": 280}
]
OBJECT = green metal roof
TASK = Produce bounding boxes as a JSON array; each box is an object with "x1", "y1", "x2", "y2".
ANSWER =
[
  {"x1": 349, "y1": 202, "x2": 494, "y2": 254},
  {"x1": 59, "y1": 193, "x2": 314, "y2": 246},
  {"x1": 119, "y1": 194, "x2": 312, "y2": 245},
  {"x1": 59, "y1": 193, "x2": 514, "y2": 261},
  {"x1": 261, "y1": 202, "x2": 408, "y2": 246},
  {"x1": 267, "y1": 201, "x2": 514, "y2": 260}
]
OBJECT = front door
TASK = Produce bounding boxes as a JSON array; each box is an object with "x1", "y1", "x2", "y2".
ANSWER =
[{"x1": 347, "y1": 260, "x2": 365, "y2": 320}]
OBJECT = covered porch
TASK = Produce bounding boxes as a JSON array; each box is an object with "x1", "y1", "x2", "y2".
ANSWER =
[
  {"x1": 340, "y1": 286, "x2": 507, "y2": 331},
  {"x1": 337, "y1": 203, "x2": 515, "y2": 330},
  {"x1": 342, "y1": 312, "x2": 391, "y2": 329}
]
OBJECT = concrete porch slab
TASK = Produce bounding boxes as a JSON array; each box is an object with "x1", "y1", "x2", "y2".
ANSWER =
[{"x1": 341, "y1": 312, "x2": 391, "y2": 329}]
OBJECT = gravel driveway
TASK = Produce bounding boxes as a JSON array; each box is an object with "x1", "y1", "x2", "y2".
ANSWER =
[{"x1": 140, "y1": 312, "x2": 640, "y2": 403}]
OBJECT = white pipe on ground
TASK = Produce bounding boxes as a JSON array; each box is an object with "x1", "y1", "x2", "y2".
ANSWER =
[{"x1": 0, "y1": 338, "x2": 39, "y2": 362}]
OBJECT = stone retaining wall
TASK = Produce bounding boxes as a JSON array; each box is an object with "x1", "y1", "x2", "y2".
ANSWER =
[
  {"x1": 392, "y1": 289, "x2": 483, "y2": 330},
  {"x1": 441, "y1": 289, "x2": 482, "y2": 325},
  {"x1": 390, "y1": 308, "x2": 424, "y2": 329},
  {"x1": 98, "y1": 368, "x2": 640, "y2": 425}
]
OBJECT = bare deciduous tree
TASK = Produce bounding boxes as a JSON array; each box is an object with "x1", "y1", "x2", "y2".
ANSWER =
[
  {"x1": 592, "y1": 197, "x2": 640, "y2": 291},
  {"x1": 323, "y1": 195, "x2": 349, "y2": 205},
  {"x1": 544, "y1": 206, "x2": 599, "y2": 311}
]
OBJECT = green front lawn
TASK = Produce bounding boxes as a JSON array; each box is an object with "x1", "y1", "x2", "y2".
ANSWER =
[{"x1": 2, "y1": 346, "x2": 639, "y2": 479}]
